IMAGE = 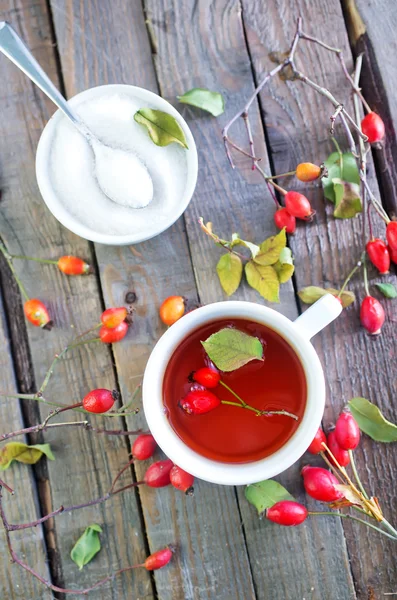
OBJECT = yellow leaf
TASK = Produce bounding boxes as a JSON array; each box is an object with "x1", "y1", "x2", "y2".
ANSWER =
[
  {"x1": 254, "y1": 228, "x2": 286, "y2": 266},
  {"x1": 245, "y1": 261, "x2": 280, "y2": 302},
  {"x1": 0, "y1": 442, "x2": 54, "y2": 471},
  {"x1": 216, "y1": 253, "x2": 243, "y2": 296}
]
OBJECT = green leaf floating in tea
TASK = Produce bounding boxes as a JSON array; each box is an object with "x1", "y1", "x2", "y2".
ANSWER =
[
  {"x1": 70, "y1": 524, "x2": 103, "y2": 570},
  {"x1": 134, "y1": 108, "x2": 188, "y2": 149},
  {"x1": 348, "y1": 398, "x2": 397, "y2": 442},
  {"x1": 245, "y1": 479, "x2": 295, "y2": 517},
  {"x1": 202, "y1": 328, "x2": 264, "y2": 372}
]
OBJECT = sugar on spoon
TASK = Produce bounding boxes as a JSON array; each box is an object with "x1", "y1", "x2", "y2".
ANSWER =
[{"x1": 0, "y1": 22, "x2": 153, "y2": 209}]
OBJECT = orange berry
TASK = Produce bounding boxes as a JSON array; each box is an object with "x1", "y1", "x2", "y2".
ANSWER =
[
  {"x1": 99, "y1": 321, "x2": 128, "y2": 343},
  {"x1": 295, "y1": 162, "x2": 322, "y2": 182},
  {"x1": 24, "y1": 299, "x2": 52, "y2": 329},
  {"x1": 57, "y1": 256, "x2": 90, "y2": 275},
  {"x1": 101, "y1": 307, "x2": 128, "y2": 329},
  {"x1": 159, "y1": 296, "x2": 185, "y2": 326}
]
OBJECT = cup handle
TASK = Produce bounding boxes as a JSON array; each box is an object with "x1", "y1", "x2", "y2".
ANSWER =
[{"x1": 293, "y1": 294, "x2": 342, "y2": 340}]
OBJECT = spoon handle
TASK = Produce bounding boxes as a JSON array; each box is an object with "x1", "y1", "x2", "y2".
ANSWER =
[{"x1": 0, "y1": 22, "x2": 79, "y2": 127}]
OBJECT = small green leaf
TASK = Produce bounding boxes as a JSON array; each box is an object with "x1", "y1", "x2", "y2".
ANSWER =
[
  {"x1": 231, "y1": 234, "x2": 260, "y2": 258},
  {"x1": 202, "y1": 328, "x2": 264, "y2": 372},
  {"x1": 177, "y1": 88, "x2": 225, "y2": 117},
  {"x1": 245, "y1": 480, "x2": 295, "y2": 517},
  {"x1": 71, "y1": 524, "x2": 103, "y2": 570},
  {"x1": 254, "y1": 228, "x2": 286, "y2": 266},
  {"x1": 274, "y1": 247, "x2": 295, "y2": 283},
  {"x1": 245, "y1": 261, "x2": 280, "y2": 303},
  {"x1": 348, "y1": 398, "x2": 397, "y2": 442},
  {"x1": 333, "y1": 179, "x2": 362, "y2": 219},
  {"x1": 0, "y1": 442, "x2": 54, "y2": 471},
  {"x1": 375, "y1": 283, "x2": 397, "y2": 299},
  {"x1": 134, "y1": 109, "x2": 188, "y2": 148},
  {"x1": 322, "y1": 152, "x2": 360, "y2": 203},
  {"x1": 216, "y1": 253, "x2": 243, "y2": 296},
  {"x1": 298, "y1": 286, "x2": 355, "y2": 309}
]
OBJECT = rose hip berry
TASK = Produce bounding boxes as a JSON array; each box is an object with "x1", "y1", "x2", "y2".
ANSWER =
[
  {"x1": 57, "y1": 255, "x2": 90, "y2": 275},
  {"x1": 192, "y1": 367, "x2": 221, "y2": 388},
  {"x1": 360, "y1": 296, "x2": 385, "y2": 335},
  {"x1": 24, "y1": 299, "x2": 52, "y2": 329},
  {"x1": 301, "y1": 466, "x2": 344, "y2": 502},
  {"x1": 274, "y1": 208, "x2": 296, "y2": 234},
  {"x1": 159, "y1": 296, "x2": 185, "y2": 326},
  {"x1": 295, "y1": 162, "x2": 322, "y2": 182},
  {"x1": 361, "y1": 112, "x2": 385, "y2": 144},
  {"x1": 144, "y1": 546, "x2": 175, "y2": 570},
  {"x1": 101, "y1": 307, "x2": 128, "y2": 329},
  {"x1": 99, "y1": 321, "x2": 128, "y2": 343},
  {"x1": 386, "y1": 221, "x2": 397, "y2": 251},
  {"x1": 285, "y1": 191, "x2": 314, "y2": 219},
  {"x1": 266, "y1": 501, "x2": 308, "y2": 526},
  {"x1": 181, "y1": 390, "x2": 221, "y2": 415},
  {"x1": 169, "y1": 465, "x2": 194, "y2": 495},
  {"x1": 306, "y1": 427, "x2": 326, "y2": 454},
  {"x1": 366, "y1": 239, "x2": 390, "y2": 274},
  {"x1": 132, "y1": 434, "x2": 157, "y2": 460},
  {"x1": 144, "y1": 459, "x2": 174, "y2": 488},
  {"x1": 335, "y1": 412, "x2": 360, "y2": 450},
  {"x1": 82, "y1": 389, "x2": 117, "y2": 413},
  {"x1": 327, "y1": 430, "x2": 350, "y2": 467}
]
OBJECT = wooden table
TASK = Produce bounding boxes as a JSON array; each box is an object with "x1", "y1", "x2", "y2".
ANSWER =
[{"x1": 0, "y1": 1, "x2": 396, "y2": 598}]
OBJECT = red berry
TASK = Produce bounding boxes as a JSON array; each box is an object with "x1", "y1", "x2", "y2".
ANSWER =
[
  {"x1": 82, "y1": 388, "x2": 116, "y2": 413},
  {"x1": 361, "y1": 112, "x2": 385, "y2": 144},
  {"x1": 274, "y1": 208, "x2": 296, "y2": 234},
  {"x1": 159, "y1": 296, "x2": 185, "y2": 326},
  {"x1": 335, "y1": 412, "x2": 360, "y2": 450},
  {"x1": 24, "y1": 299, "x2": 52, "y2": 329},
  {"x1": 284, "y1": 191, "x2": 314, "y2": 219},
  {"x1": 327, "y1": 430, "x2": 350, "y2": 467},
  {"x1": 360, "y1": 296, "x2": 385, "y2": 335},
  {"x1": 101, "y1": 307, "x2": 128, "y2": 329},
  {"x1": 99, "y1": 321, "x2": 128, "y2": 343},
  {"x1": 301, "y1": 466, "x2": 344, "y2": 502},
  {"x1": 132, "y1": 434, "x2": 157, "y2": 460},
  {"x1": 306, "y1": 427, "x2": 326, "y2": 454},
  {"x1": 366, "y1": 239, "x2": 390, "y2": 274},
  {"x1": 296, "y1": 162, "x2": 322, "y2": 182},
  {"x1": 143, "y1": 459, "x2": 174, "y2": 488},
  {"x1": 144, "y1": 546, "x2": 174, "y2": 571},
  {"x1": 388, "y1": 244, "x2": 397, "y2": 264},
  {"x1": 169, "y1": 465, "x2": 194, "y2": 495},
  {"x1": 57, "y1": 255, "x2": 90, "y2": 275},
  {"x1": 181, "y1": 390, "x2": 221, "y2": 415},
  {"x1": 386, "y1": 221, "x2": 397, "y2": 252},
  {"x1": 192, "y1": 367, "x2": 221, "y2": 388},
  {"x1": 266, "y1": 501, "x2": 308, "y2": 526}
]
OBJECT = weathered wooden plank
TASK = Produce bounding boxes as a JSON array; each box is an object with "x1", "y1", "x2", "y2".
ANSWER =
[
  {"x1": 0, "y1": 1, "x2": 151, "y2": 597},
  {"x1": 49, "y1": 0, "x2": 257, "y2": 598},
  {"x1": 146, "y1": 1, "x2": 357, "y2": 600},
  {"x1": 241, "y1": 1, "x2": 397, "y2": 598}
]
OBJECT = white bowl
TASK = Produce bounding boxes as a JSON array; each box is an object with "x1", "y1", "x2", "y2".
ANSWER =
[
  {"x1": 143, "y1": 296, "x2": 342, "y2": 486},
  {"x1": 35, "y1": 85, "x2": 198, "y2": 245}
]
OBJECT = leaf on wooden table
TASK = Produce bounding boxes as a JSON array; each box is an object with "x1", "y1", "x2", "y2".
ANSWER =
[
  {"x1": 245, "y1": 261, "x2": 280, "y2": 303},
  {"x1": 216, "y1": 253, "x2": 243, "y2": 296},
  {"x1": 231, "y1": 233, "x2": 260, "y2": 258},
  {"x1": 322, "y1": 151, "x2": 360, "y2": 203},
  {"x1": 0, "y1": 442, "x2": 54, "y2": 471},
  {"x1": 298, "y1": 286, "x2": 355, "y2": 308},
  {"x1": 325, "y1": 288, "x2": 356, "y2": 308},
  {"x1": 254, "y1": 228, "x2": 286, "y2": 266},
  {"x1": 245, "y1": 480, "x2": 295, "y2": 517},
  {"x1": 134, "y1": 109, "x2": 188, "y2": 148},
  {"x1": 177, "y1": 88, "x2": 225, "y2": 117},
  {"x1": 375, "y1": 283, "x2": 397, "y2": 299},
  {"x1": 348, "y1": 398, "x2": 397, "y2": 442},
  {"x1": 334, "y1": 484, "x2": 365, "y2": 508},
  {"x1": 333, "y1": 179, "x2": 362, "y2": 219},
  {"x1": 274, "y1": 247, "x2": 294, "y2": 283},
  {"x1": 71, "y1": 524, "x2": 103, "y2": 570},
  {"x1": 202, "y1": 328, "x2": 264, "y2": 372}
]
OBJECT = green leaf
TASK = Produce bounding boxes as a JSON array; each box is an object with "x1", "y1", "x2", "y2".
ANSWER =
[
  {"x1": 134, "y1": 109, "x2": 188, "y2": 148},
  {"x1": 245, "y1": 261, "x2": 280, "y2": 303},
  {"x1": 216, "y1": 253, "x2": 243, "y2": 296},
  {"x1": 202, "y1": 328, "x2": 264, "y2": 372},
  {"x1": 298, "y1": 286, "x2": 355, "y2": 309},
  {"x1": 71, "y1": 524, "x2": 103, "y2": 570},
  {"x1": 231, "y1": 234, "x2": 260, "y2": 258},
  {"x1": 375, "y1": 283, "x2": 397, "y2": 299},
  {"x1": 348, "y1": 398, "x2": 397, "y2": 442},
  {"x1": 333, "y1": 179, "x2": 362, "y2": 219},
  {"x1": 254, "y1": 228, "x2": 286, "y2": 266},
  {"x1": 0, "y1": 442, "x2": 54, "y2": 471},
  {"x1": 274, "y1": 247, "x2": 295, "y2": 283},
  {"x1": 245, "y1": 480, "x2": 295, "y2": 517},
  {"x1": 177, "y1": 88, "x2": 225, "y2": 117},
  {"x1": 322, "y1": 152, "x2": 360, "y2": 203}
]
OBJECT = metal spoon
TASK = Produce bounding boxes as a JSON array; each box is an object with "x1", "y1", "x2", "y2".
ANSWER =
[{"x1": 0, "y1": 22, "x2": 153, "y2": 209}]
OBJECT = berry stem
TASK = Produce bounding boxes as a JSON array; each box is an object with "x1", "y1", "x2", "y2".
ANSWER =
[
  {"x1": 198, "y1": 218, "x2": 248, "y2": 261},
  {"x1": 219, "y1": 380, "x2": 247, "y2": 407},
  {"x1": 0, "y1": 242, "x2": 30, "y2": 301},
  {"x1": 337, "y1": 252, "x2": 365, "y2": 297},
  {"x1": 220, "y1": 400, "x2": 298, "y2": 420},
  {"x1": 348, "y1": 449, "x2": 369, "y2": 500},
  {"x1": 363, "y1": 256, "x2": 370, "y2": 296},
  {"x1": 308, "y1": 512, "x2": 397, "y2": 541},
  {"x1": 0, "y1": 420, "x2": 144, "y2": 443},
  {"x1": 10, "y1": 254, "x2": 58, "y2": 265},
  {"x1": 265, "y1": 171, "x2": 296, "y2": 180},
  {"x1": 117, "y1": 383, "x2": 141, "y2": 413},
  {"x1": 266, "y1": 178, "x2": 288, "y2": 195}
]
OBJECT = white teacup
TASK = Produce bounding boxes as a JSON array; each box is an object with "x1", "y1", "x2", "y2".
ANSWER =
[{"x1": 143, "y1": 295, "x2": 342, "y2": 485}]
